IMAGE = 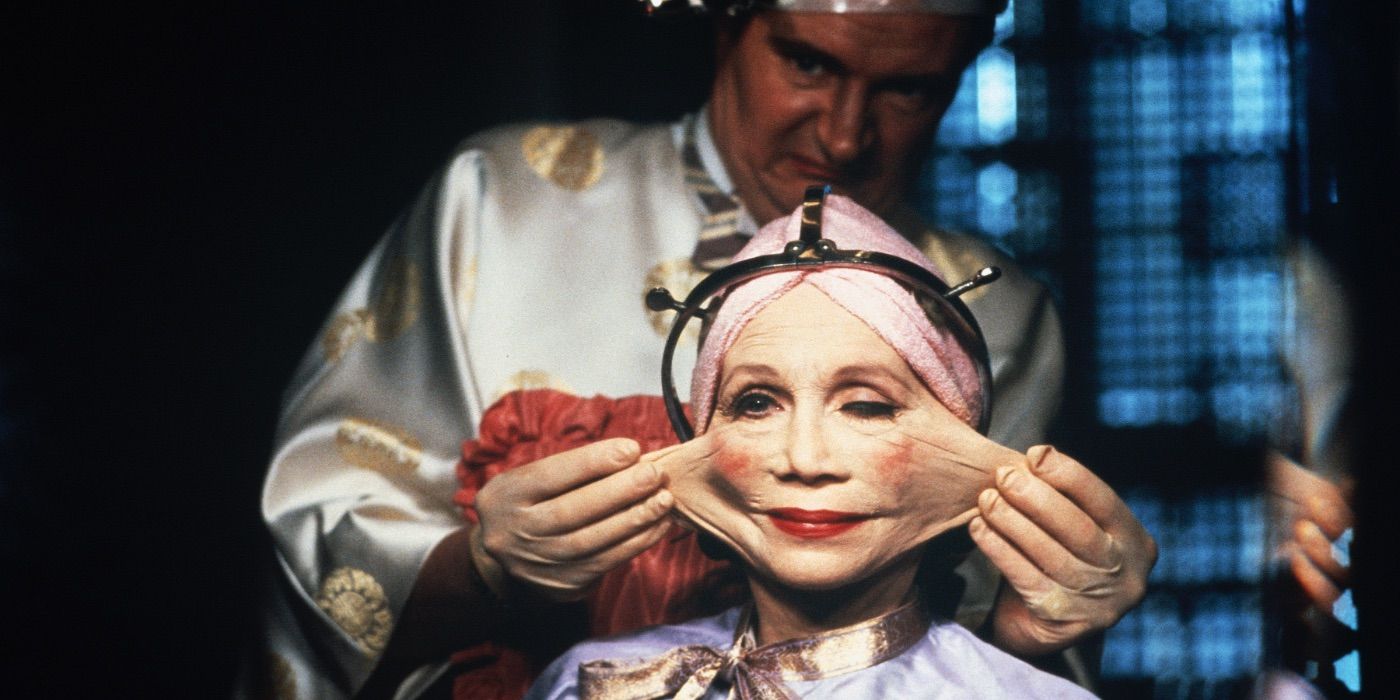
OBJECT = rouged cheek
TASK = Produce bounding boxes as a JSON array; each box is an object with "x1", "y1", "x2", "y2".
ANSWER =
[
  {"x1": 712, "y1": 431, "x2": 757, "y2": 482},
  {"x1": 871, "y1": 435, "x2": 916, "y2": 487}
]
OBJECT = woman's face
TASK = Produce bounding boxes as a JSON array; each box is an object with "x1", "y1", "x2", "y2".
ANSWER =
[{"x1": 700, "y1": 283, "x2": 982, "y2": 591}]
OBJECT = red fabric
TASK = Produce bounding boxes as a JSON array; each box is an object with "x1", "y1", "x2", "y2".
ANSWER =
[
  {"x1": 450, "y1": 389, "x2": 742, "y2": 700},
  {"x1": 448, "y1": 643, "x2": 533, "y2": 700}
]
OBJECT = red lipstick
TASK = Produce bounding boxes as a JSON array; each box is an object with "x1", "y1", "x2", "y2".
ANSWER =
[{"x1": 767, "y1": 508, "x2": 867, "y2": 538}]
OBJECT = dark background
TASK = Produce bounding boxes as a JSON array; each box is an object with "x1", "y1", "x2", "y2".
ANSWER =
[
  {"x1": 1, "y1": 1, "x2": 1395, "y2": 696},
  {"x1": 0, "y1": 2, "x2": 714, "y2": 695}
]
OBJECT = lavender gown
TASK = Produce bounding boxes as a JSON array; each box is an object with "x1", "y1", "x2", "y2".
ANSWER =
[{"x1": 525, "y1": 606, "x2": 1095, "y2": 699}]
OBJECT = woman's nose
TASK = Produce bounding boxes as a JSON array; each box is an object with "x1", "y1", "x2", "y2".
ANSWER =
[{"x1": 778, "y1": 408, "x2": 852, "y2": 484}]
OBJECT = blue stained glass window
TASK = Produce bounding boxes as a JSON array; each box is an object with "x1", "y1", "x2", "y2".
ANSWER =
[
  {"x1": 1105, "y1": 491, "x2": 1267, "y2": 681},
  {"x1": 1203, "y1": 157, "x2": 1285, "y2": 250},
  {"x1": 1016, "y1": 62, "x2": 1049, "y2": 141},
  {"x1": 1011, "y1": 0, "x2": 1043, "y2": 36},
  {"x1": 920, "y1": 153, "x2": 977, "y2": 227},
  {"x1": 976, "y1": 161, "x2": 1018, "y2": 236},
  {"x1": 976, "y1": 49, "x2": 1018, "y2": 145},
  {"x1": 1010, "y1": 168, "x2": 1059, "y2": 256},
  {"x1": 914, "y1": 1, "x2": 1306, "y2": 696},
  {"x1": 935, "y1": 74, "x2": 982, "y2": 149},
  {"x1": 1130, "y1": 0, "x2": 1168, "y2": 35}
]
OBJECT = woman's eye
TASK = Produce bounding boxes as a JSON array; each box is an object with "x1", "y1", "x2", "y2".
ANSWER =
[
  {"x1": 842, "y1": 401, "x2": 897, "y2": 419},
  {"x1": 733, "y1": 392, "x2": 778, "y2": 418}
]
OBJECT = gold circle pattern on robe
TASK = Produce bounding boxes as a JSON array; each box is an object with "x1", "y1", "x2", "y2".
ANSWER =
[
  {"x1": 456, "y1": 256, "x2": 479, "y2": 328},
  {"x1": 352, "y1": 504, "x2": 418, "y2": 522},
  {"x1": 522, "y1": 126, "x2": 604, "y2": 191},
  {"x1": 322, "y1": 309, "x2": 371, "y2": 363},
  {"x1": 320, "y1": 257, "x2": 420, "y2": 362},
  {"x1": 365, "y1": 257, "x2": 421, "y2": 343},
  {"x1": 335, "y1": 417, "x2": 423, "y2": 475},
  {"x1": 315, "y1": 567, "x2": 393, "y2": 656}
]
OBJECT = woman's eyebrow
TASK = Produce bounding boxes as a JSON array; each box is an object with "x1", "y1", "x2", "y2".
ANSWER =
[
  {"x1": 828, "y1": 364, "x2": 917, "y2": 391},
  {"x1": 721, "y1": 363, "x2": 782, "y2": 383}
]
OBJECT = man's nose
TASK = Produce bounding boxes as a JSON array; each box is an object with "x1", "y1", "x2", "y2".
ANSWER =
[
  {"x1": 816, "y1": 83, "x2": 872, "y2": 166},
  {"x1": 778, "y1": 408, "x2": 852, "y2": 484}
]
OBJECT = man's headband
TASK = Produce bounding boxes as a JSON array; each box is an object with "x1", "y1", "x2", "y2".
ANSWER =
[
  {"x1": 641, "y1": 0, "x2": 1008, "y2": 18},
  {"x1": 775, "y1": 0, "x2": 1007, "y2": 15}
]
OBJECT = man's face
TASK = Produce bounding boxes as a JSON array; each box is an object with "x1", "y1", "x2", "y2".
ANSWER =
[{"x1": 709, "y1": 11, "x2": 990, "y2": 225}]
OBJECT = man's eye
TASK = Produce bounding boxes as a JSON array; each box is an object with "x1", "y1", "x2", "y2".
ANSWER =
[
  {"x1": 733, "y1": 392, "x2": 778, "y2": 418},
  {"x1": 882, "y1": 80, "x2": 936, "y2": 108},
  {"x1": 842, "y1": 401, "x2": 897, "y2": 419},
  {"x1": 790, "y1": 54, "x2": 826, "y2": 77},
  {"x1": 891, "y1": 84, "x2": 928, "y2": 100}
]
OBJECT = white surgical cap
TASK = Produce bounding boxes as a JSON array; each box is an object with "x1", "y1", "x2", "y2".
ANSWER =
[{"x1": 775, "y1": 0, "x2": 1008, "y2": 16}]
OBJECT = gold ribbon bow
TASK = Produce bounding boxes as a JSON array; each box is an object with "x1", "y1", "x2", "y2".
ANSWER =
[{"x1": 578, "y1": 600, "x2": 929, "y2": 700}]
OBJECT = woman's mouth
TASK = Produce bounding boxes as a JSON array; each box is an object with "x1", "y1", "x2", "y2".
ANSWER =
[{"x1": 767, "y1": 508, "x2": 868, "y2": 538}]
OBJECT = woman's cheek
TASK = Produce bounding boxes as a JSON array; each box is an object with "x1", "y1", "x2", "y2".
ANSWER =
[
  {"x1": 870, "y1": 434, "x2": 916, "y2": 488},
  {"x1": 712, "y1": 431, "x2": 759, "y2": 484}
]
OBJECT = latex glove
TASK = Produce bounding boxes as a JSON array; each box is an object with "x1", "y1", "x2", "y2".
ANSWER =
[
  {"x1": 969, "y1": 446, "x2": 1157, "y2": 655},
  {"x1": 1266, "y1": 451, "x2": 1353, "y2": 623},
  {"x1": 470, "y1": 438, "x2": 675, "y2": 601},
  {"x1": 654, "y1": 405, "x2": 1029, "y2": 590}
]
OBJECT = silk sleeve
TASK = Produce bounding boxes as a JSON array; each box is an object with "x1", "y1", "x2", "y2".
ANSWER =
[{"x1": 255, "y1": 147, "x2": 488, "y2": 698}]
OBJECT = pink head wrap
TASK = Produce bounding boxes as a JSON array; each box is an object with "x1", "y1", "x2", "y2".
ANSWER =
[{"x1": 691, "y1": 195, "x2": 984, "y2": 432}]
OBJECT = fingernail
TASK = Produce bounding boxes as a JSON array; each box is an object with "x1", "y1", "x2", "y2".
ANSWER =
[
  {"x1": 656, "y1": 489, "x2": 674, "y2": 509},
  {"x1": 1030, "y1": 446, "x2": 1054, "y2": 472},
  {"x1": 997, "y1": 466, "x2": 1018, "y2": 488},
  {"x1": 969, "y1": 516, "x2": 985, "y2": 534},
  {"x1": 980, "y1": 488, "x2": 998, "y2": 509},
  {"x1": 637, "y1": 462, "x2": 662, "y2": 487},
  {"x1": 613, "y1": 439, "x2": 641, "y2": 463}
]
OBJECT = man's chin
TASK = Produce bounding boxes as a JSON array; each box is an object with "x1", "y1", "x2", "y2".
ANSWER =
[
  {"x1": 755, "y1": 180, "x2": 896, "y2": 222},
  {"x1": 746, "y1": 184, "x2": 841, "y2": 226}
]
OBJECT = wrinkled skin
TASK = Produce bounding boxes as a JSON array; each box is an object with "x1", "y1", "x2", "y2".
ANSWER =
[
  {"x1": 471, "y1": 438, "x2": 674, "y2": 601},
  {"x1": 471, "y1": 281, "x2": 1156, "y2": 656},
  {"x1": 649, "y1": 285, "x2": 1027, "y2": 592},
  {"x1": 643, "y1": 285, "x2": 1156, "y2": 653},
  {"x1": 969, "y1": 445, "x2": 1157, "y2": 652}
]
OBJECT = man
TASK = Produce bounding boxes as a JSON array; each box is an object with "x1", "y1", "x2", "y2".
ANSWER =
[{"x1": 254, "y1": 1, "x2": 1156, "y2": 697}]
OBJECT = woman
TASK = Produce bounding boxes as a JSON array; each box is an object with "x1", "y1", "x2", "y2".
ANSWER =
[{"x1": 458, "y1": 193, "x2": 1094, "y2": 698}]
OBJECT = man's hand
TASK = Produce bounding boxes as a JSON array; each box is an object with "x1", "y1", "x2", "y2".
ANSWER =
[
  {"x1": 969, "y1": 445, "x2": 1157, "y2": 655},
  {"x1": 1267, "y1": 452, "x2": 1353, "y2": 626},
  {"x1": 470, "y1": 438, "x2": 675, "y2": 602}
]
